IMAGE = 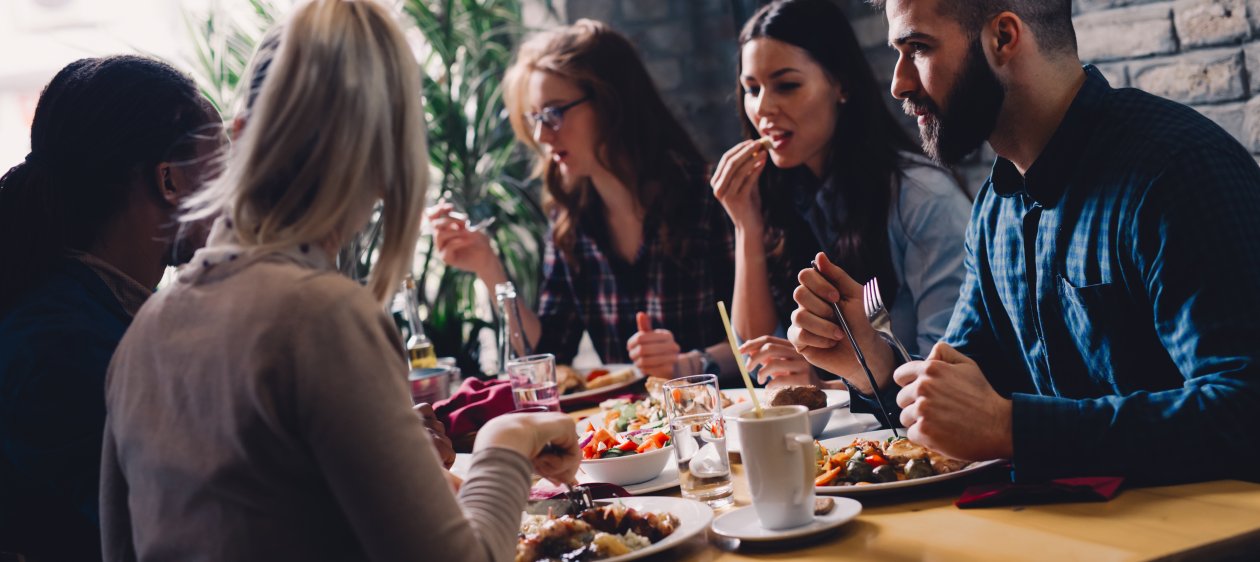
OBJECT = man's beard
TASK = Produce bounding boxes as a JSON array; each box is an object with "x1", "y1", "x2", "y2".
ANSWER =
[{"x1": 903, "y1": 39, "x2": 1005, "y2": 165}]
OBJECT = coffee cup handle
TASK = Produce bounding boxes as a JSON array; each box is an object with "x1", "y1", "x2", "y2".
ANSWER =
[{"x1": 785, "y1": 433, "x2": 815, "y2": 505}]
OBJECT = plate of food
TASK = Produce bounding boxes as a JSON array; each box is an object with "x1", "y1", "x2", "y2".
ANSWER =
[
  {"x1": 516, "y1": 496, "x2": 713, "y2": 562},
  {"x1": 557, "y1": 364, "x2": 646, "y2": 405},
  {"x1": 812, "y1": 428, "x2": 1006, "y2": 495}
]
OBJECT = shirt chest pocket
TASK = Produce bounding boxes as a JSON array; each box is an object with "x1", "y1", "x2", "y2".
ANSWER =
[{"x1": 1056, "y1": 276, "x2": 1123, "y2": 382}]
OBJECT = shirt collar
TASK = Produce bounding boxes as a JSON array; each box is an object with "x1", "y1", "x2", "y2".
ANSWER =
[
  {"x1": 179, "y1": 216, "x2": 336, "y2": 285},
  {"x1": 66, "y1": 250, "x2": 152, "y2": 317},
  {"x1": 990, "y1": 65, "x2": 1109, "y2": 207}
]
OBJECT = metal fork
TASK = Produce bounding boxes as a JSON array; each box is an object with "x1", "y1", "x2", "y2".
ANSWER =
[
  {"x1": 813, "y1": 262, "x2": 900, "y2": 437},
  {"x1": 863, "y1": 278, "x2": 911, "y2": 363}
]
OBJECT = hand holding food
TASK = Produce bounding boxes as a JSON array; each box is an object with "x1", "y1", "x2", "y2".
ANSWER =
[
  {"x1": 475, "y1": 411, "x2": 581, "y2": 486},
  {"x1": 787, "y1": 252, "x2": 895, "y2": 394},
  {"x1": 626, "y1": 312, "x2": 682, "y2": 378},
  {"x1": 710, "y1": 139, "x2": 768, "y2": 230},
  {"x1": 425, "y1": 202, "x2": 501, "y2": 278},
  {"x1": 893, "y1": 342, "x2": 1013, "y2": 462}
]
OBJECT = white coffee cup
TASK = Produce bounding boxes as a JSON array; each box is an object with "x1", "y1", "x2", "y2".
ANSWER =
[{"x1": 735, "y1": 405, "x2": 816, "y2": 530}]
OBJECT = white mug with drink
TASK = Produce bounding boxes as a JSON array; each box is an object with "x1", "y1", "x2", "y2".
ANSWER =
[
  {"x1": 506, "y1": 353, "x2": 560, "y2": 412},
  {"x1": 736, "y1": 405, "x2": 816, "y2": 530}
]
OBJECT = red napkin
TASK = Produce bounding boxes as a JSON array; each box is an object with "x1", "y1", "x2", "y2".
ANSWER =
[
  {"x1": 433, "y1": 378, "x2": 515, "y2": 437},
  {"x1": 956, "y1": 477, "x2": 1124, "y2": 508}
]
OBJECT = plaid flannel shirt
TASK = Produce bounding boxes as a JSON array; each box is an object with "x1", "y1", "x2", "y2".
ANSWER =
[
  {"x1": 535, "y1": 186, "x2": 735, "y2": 365},
  {"x1": 852, "y1": 66, "x2": 1260, "y2": 484}
]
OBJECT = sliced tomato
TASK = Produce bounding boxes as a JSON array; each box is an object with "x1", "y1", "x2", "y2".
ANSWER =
[
  {"x1": 864, "y1": 454, "x2": 889, "y2": 467},
  {"x1": 586, "y1": 369, "x2": 610, "y2": 382}
]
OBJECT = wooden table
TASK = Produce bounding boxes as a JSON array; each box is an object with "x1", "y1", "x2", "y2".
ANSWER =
[{"x1": 563, "y1": 408, "x2": 1260, "y2": 561}]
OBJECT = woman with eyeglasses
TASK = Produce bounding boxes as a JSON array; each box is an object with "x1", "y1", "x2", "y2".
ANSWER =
[
  {"x1": 717, "y1": 0, "x2": 971, "y2": 389},
  {"x1": 428, "y1": 19, "x2": 738, "y2": 378}
]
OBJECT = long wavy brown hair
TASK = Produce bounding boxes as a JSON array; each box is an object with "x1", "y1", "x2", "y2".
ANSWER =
[{"x1": 504, "y1": 19, "x2": 706, "y2": 269}]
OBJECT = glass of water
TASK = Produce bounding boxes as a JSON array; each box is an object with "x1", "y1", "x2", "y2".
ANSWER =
[
  {"x1": 506, "y1": 353, "x2": 560, "y2": 412},
  {"x1": 662, "y1": 374, "x2": 734, "y2": 508}
]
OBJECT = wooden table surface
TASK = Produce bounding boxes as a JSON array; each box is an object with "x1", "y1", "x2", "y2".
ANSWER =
[{"x1": 559, "y1": 407, "x2": 1260, "y2": 561}]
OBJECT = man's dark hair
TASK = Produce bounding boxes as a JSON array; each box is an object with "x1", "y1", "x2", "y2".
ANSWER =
[
  {"x1": 874, "y1": 0, "x2": 1078, "y2": 56},
  {"x1": 0, "y1": 56, "x2": 214, "y2": 312}
]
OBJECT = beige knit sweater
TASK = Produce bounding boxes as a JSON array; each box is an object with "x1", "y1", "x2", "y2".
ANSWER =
[{"x1": 101, "y1": 229, "x2": 530, "y2": 561}]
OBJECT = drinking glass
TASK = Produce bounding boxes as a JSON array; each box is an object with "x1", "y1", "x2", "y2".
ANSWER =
[
  {"x1": 662, "y1": 374, "x2": 734, "y2": 508},
  {"x1": 506, "y1": 353, "x2": 560, "y2": 412}
]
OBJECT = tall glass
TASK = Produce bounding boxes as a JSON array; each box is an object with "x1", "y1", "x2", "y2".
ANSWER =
[
  {"x1": 506, "y1": 353, "x2": 560, "y2": 412},
  {"x1": 662, "y1": 374, "x2": 734, "y2": 508}
]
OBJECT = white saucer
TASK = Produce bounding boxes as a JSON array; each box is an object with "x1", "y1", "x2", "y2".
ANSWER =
[{"x1": 709, "y1": 498, "x2": 862, "y2": 542}]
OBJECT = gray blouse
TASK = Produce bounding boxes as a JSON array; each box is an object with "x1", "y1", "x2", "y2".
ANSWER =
[{"x1": 785, "y1": 152, "x2": 971, "y2": 355}]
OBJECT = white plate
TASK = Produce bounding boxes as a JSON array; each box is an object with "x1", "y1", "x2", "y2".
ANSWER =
[
  {"x1": 614, "y1": 455, "x2": 679, "y2": 495},
  {"x1": 450, "y1": 454, "x2": 681, "y2": 496},
  {"x1": 587, "y1": 496, "x2": 714, "y2": 562},
  {"x1": 560, "y1": 364, "x2": 646, "y2": 405},
  {"x1": 709, "y1": 498, "x2": 862, "y2": 542},
  {"x1": 814, "y1": 428, "x2": 1007, "y2": 495}
]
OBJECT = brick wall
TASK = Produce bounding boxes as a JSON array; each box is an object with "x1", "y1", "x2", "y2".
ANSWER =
[
  {"x1": 1074, "y1": 0, "x2": 1260, "y2": 164},
  {"x1": 523, "y1": 0, "x2": 747, "y2": 159},
  {"x1": 525, "y1": 0, "x2": 1260, "y2": 192}
]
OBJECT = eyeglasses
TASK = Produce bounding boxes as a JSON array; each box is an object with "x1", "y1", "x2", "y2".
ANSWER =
[{"x1": 526, "y1": 96, "x2": 590, "y2": 133}]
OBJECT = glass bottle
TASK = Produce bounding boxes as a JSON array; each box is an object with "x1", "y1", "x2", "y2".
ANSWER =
[
  {"x1": 495, "y1": 281, "x2": 531, "y2": 374},
  {"x1": 402, "y1": 275, "x2": 437, "y2": 369}
]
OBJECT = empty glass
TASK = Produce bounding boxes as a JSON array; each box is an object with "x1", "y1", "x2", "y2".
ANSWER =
[
  {"x1": 662, "y1": 374, "x2": 734, "y2": 508},
  {"x1": 506, "y1": 353, "x2": 560, "y2": 412}
]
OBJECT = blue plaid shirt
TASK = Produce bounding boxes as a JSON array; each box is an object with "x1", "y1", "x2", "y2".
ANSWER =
[
  {"x1": 535, "y1": 185, "x2": 735, "y2": 365},
  {"x1": 854, "y1": 66, "x2": 1260, "y2": 484}
]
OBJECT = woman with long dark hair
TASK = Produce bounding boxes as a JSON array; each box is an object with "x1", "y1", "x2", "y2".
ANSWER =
[
  {"x1": 429, "y1": 19, "x2": 738, "y2": 379},
  {"x1": 0, "y1": 55, "x2": 223, "y2": 560},
  {"x1": 718, "y1": 0, "x2": 971, "y2": 387}
]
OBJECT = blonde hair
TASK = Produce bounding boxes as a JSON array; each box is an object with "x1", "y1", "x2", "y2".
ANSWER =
[{"x1": 184, "y1": 0, "x2": 427, "y2": 304}]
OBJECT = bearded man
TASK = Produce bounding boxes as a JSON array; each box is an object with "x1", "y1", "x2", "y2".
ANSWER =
[{"x1": 787, "y1": 0, "x2": 1260, "y2": 484}]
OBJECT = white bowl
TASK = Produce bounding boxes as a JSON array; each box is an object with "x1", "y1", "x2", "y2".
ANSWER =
[
  {"x1": 726, "y1": 399, "x2": 841, "y2": 437},
  {"x1": 579, "y1": 444, "x2": 674, "y2": 486}
]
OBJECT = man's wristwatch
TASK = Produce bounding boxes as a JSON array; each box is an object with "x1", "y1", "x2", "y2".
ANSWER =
[{"x1": 696, "y1": 349, "x2": 720, "y2": 377}]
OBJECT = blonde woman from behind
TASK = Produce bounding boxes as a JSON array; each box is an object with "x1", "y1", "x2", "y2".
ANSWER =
[{"x1": 100, "y1": 1, "x2": 579, "y2": 561}]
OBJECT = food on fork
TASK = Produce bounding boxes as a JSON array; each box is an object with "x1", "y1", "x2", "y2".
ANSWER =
[{"x1": 767, "y1": 385, "x2": 827, "y2": 411}]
